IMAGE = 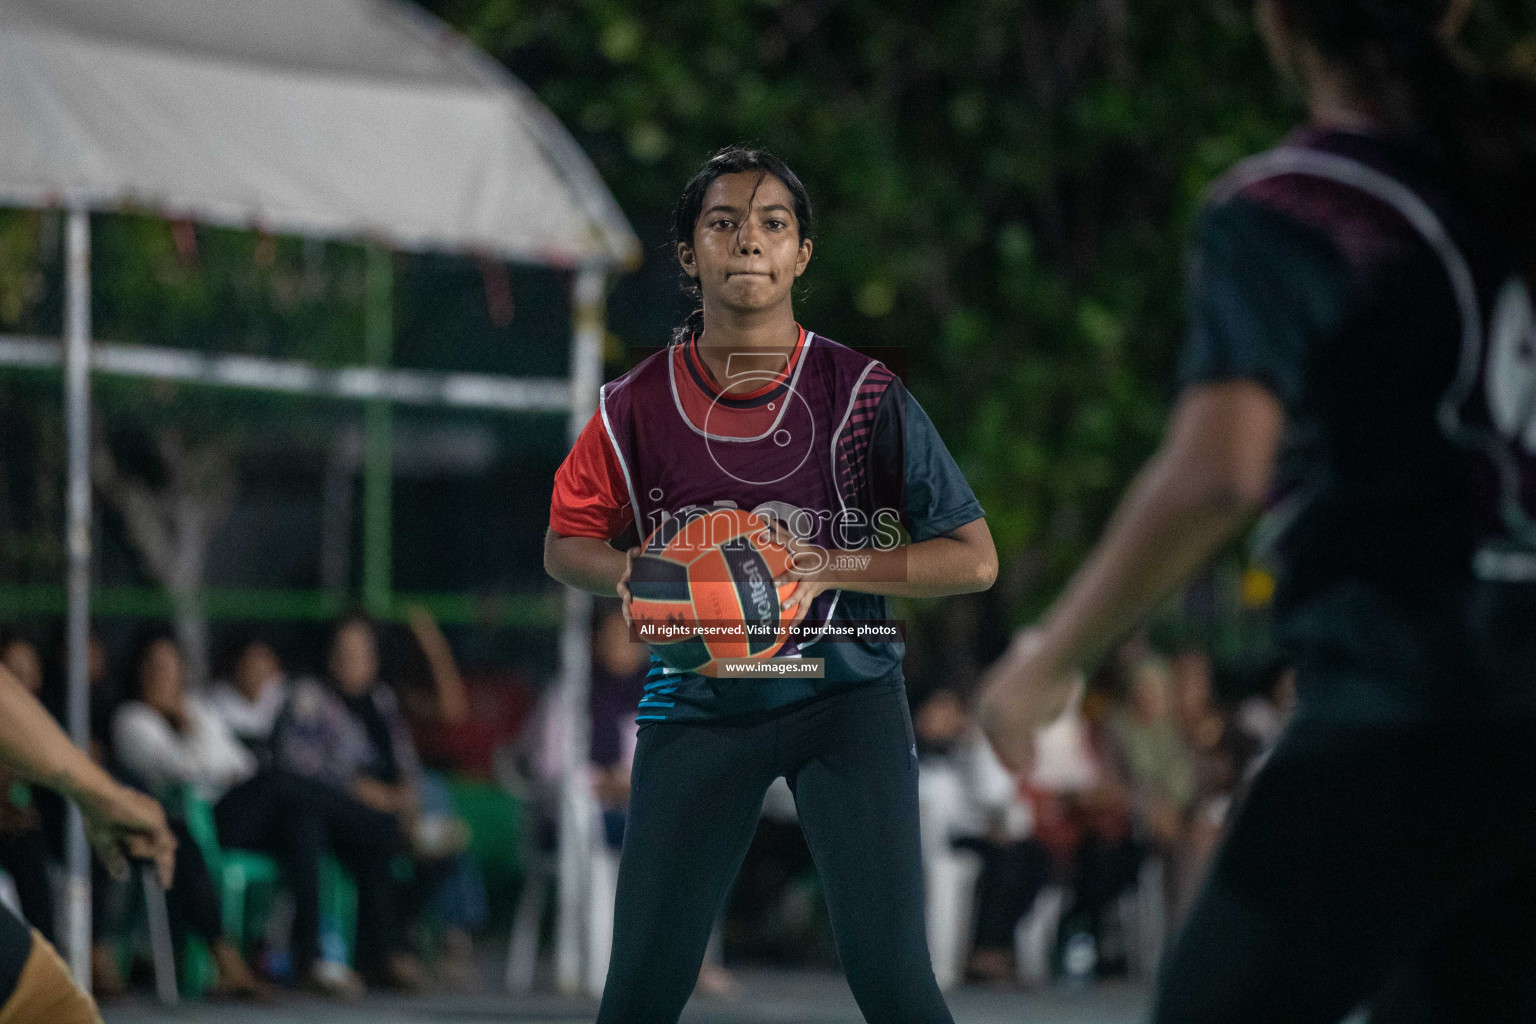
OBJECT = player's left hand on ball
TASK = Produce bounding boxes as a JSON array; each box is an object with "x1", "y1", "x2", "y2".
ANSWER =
[
  {"x1": 765, "y1": 521, "x2": 829, "y2": 626},
  {"x1": 975, "y1": 628, "x2": 1073, "y2": 775}
]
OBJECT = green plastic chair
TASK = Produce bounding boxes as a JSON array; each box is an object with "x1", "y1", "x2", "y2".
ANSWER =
[
  {"x1": 181, "y1": 792, "x2": 282, "y2": 945},
  {"x1": 180, "y1": 789, "x2": 359, "y2": 983}
]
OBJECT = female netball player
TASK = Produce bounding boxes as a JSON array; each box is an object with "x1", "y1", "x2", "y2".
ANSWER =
[
  {"x1": 546, "y1": 146, "x2": 997, "y2": 1023},
  {"x1": 0, "y1": 662, "x2": 176, "y2": 1023},
  {"x1": 979, "y1": 0, "x2": 1536, "y2": 1020}
]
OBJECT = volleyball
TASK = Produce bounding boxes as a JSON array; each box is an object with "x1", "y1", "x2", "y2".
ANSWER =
[{"x1": 627, "y1": 507, "x2": 799, "y2": 676}]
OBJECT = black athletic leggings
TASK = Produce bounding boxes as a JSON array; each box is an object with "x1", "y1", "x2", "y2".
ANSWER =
[
  {"x1": 596, "y1": 680, "x2": 953, "y2": 1024},
  {"x1": 214, "y1": 770, "x2": 405, "y2": 975},
  {"x1": 1153, "y1": 709, "x2": 1536, "y2": 1024}
]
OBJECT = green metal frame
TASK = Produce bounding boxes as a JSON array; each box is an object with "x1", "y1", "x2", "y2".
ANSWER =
[{"x1": 0, "y1": 584, "x2": 559, "y2": 626}]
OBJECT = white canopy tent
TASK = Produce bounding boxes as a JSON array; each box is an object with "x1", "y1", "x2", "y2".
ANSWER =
[{"x1": 0, "y1": 0, "x2": 635, "y2": 995}]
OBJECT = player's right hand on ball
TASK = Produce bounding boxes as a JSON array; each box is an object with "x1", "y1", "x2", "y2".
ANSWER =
[{"x1": 616, "y1": 546, "x2": 641, "y2": 628}]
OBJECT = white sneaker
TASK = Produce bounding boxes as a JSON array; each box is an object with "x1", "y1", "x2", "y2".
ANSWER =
[{"x1": 307, "y1": 960, "x2": 366, "y2": 1000}]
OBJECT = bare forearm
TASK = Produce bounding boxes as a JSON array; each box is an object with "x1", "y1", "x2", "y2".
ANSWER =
[
  {"x1": 0, "y1": 666, "x2": 121, "y2": 810},
  {"x1": 407, "y1": 608, "x2": 469, "y2": 723},
  {"x1": 1035, "y1": 454, "x2": 1255, "y2": 674},
  {"x1": 816, "y1": 524, "x2": 997, "y2": 598},
  {"x1": 976, "y1": 384, "x2": 1282, "y2": 771},
  {"x1": 545, "y1": 529, "x2": 628, "y2": 596}
]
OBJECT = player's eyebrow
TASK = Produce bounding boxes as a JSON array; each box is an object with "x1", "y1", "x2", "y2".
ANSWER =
[{"x1": 701, "y1": 203, "x2": 794, "y2": 218}]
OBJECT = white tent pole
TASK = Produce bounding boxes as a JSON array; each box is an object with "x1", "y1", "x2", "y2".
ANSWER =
[
  {"x1": 62, "y1": 207, "x2": 94, "y2": 988},
  {"x1": 555, "y1": 266, "x2": 604, "y2": 995}
]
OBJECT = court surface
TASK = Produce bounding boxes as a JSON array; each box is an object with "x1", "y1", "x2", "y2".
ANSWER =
[{"x1": 100, "y1": 969, "x2": 1149, "y2": 1024}]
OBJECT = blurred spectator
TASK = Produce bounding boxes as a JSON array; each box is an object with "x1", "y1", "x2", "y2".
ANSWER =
[
  {"x1": 276, "y1": 611, "x2": 437, "y2": 991},
  {"x1": 1169, "y1": 647, "x2": 1257, "y2": 905},
  {"x1": 1, "y1": 630, "x2": 43, "y2": 696},
  {"x1": 110, "y1": 632, "x2": 267, "y2": 1000},
  {"x1": 208, "y1": 639, "x2": 287, "y2": 765},
  {"x1": 35, "y1": 626, "x2": 137, "y2": 996},
  {"x1": 1092, "y1": 653, "x2": 1194, "y2": 957},
  {"x1": 914, "y1": 687, "x2": 972, "y2": 756},
  {"x1": 1237, "y1": 660, "x2": 1297, "y2": 759},
  {"x1": 396, "y1": 607, "x2": 470, "y2": 729},
  {"x1": 1104, "y1": 655, "x2": 1194, "y2": 852},
  {"x1": 0, "y1": 630, "x2": 58, "y2": 944},
  {"x1": 38, "y1": 627, "x2": 119, "y2": 768},
  {"x1": 209, "y1": 637, "x2": 405, "y2": 998},
  {"x1": 589, "y1": 606, "x2": 645, "y2": 847},
  {"x1": 1032, "y1": 676, "x2": 1139, "y2": 981},
  {"x1": 587, "y1": 607, "x2": 738, "y2": 996},
  {"x1": 913, "y1": 688, "x2": 1049, "y2": 987},
  {"x1": 394, "y1": 607, "x2": 484, "y2": 987},
  {"x1": 518, "y1": 607, "x2": 737, "y2": 994},
  {"x1": 1171, "y1": 647, "x2": 1256, "y2": 798}
]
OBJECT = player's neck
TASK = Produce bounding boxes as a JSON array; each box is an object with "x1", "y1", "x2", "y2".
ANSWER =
[{"x1": 694, "y1": 303, "x2": 800, "y2": 394}]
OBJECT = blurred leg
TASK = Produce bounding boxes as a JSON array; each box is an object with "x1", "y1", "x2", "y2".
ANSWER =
[
  {"x1": 1151, "y1": 717, "x2": 1505, "y2": 1024},
  {"x1": 165, "y1": 818, "x2": 223, "y2": 944},
  {"x1": 0, "y1": 928, "x2": 100, "y2": 1024},
  {"x1": 1366, "y1": 863, "x2": 1536, "y2": 1024},
  {"x1": 596, "y1": 720, "x2": 774, "y2": 1024},
  {"x1": 297, "y1": 782, "x2": 405, "y2": 975},
  {"x1": 966, "y1": 838, "x2": 1050, "y2": 952},
  {"x1": 216, "y1": 772, "x2": 325, "y2": 975},
  {"x1": 787, "y1": 686, "x2": 954, "y2": 1024}
]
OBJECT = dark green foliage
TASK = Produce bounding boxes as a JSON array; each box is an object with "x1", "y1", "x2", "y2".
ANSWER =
[
  {"x1": 418, "y1": 0, "x2": 1530, "y2": 619},
  {"x1": 0, "y1": 1, "x2": 1530, "y2": 623}
]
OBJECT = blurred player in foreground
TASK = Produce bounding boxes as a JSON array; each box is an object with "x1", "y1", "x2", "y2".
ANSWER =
[
  {"x1": 0, "y1": 663, "x2": 176, "y2": 1024},
  {"x1": 980, "y1": 0, "x2": 1536, "y2": 1020}
]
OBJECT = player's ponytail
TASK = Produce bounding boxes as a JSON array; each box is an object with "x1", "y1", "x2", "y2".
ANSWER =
[
  {"x1": 669, "y1": 146, "x2": 814, "y2": 345},
  {"x1": 1275, "y1": 0, "x2": 1536, "y2": 283}
]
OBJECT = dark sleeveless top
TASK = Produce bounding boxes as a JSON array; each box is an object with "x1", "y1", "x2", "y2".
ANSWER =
[
  {"x1": 601, "y1": 331, "x2": 984, "y2": 721},
  {"x1": 1181, "y1": 128, "x2": 1536, "y2": 717}
]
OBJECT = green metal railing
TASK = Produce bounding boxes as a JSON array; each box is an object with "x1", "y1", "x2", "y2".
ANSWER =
[{"x1": 0, "y1": 584, "x2": 561, "y2": 627}]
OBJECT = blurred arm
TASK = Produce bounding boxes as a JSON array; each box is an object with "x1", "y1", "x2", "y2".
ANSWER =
[
  {"x1": 0, "y1": 665, "x2": 176, "y2": 885},
  {"x1": 406, "y1": 604, "x2": 469, "y2": 724},
  {"x1": 980, "y1": 382, "x2": 1283, "y2": 757},
  {"x1": 1033, "y1": 381, "x2": 1281, "y2": 675}
]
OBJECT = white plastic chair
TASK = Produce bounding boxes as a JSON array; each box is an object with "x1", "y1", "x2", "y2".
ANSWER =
[{"x1": 918, "y1": 762, "x2": 981, "y2": 991}]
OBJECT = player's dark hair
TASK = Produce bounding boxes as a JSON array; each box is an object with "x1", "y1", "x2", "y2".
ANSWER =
[
  {"x1": 671, "y1": 146, "x2": 813, "y2": 344},
  {"x1": 1273, "y1": 0, "x2": 1536, "y2": 282}
]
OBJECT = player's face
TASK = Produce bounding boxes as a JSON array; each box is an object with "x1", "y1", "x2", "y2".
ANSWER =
[{"x1": 680, "y1": 172, "x2": 811, "y2": 318}]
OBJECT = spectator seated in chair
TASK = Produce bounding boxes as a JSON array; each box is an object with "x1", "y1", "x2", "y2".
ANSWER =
[{"x1": 109, "y1": 631, "x2": 268, "y2": 1001}]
